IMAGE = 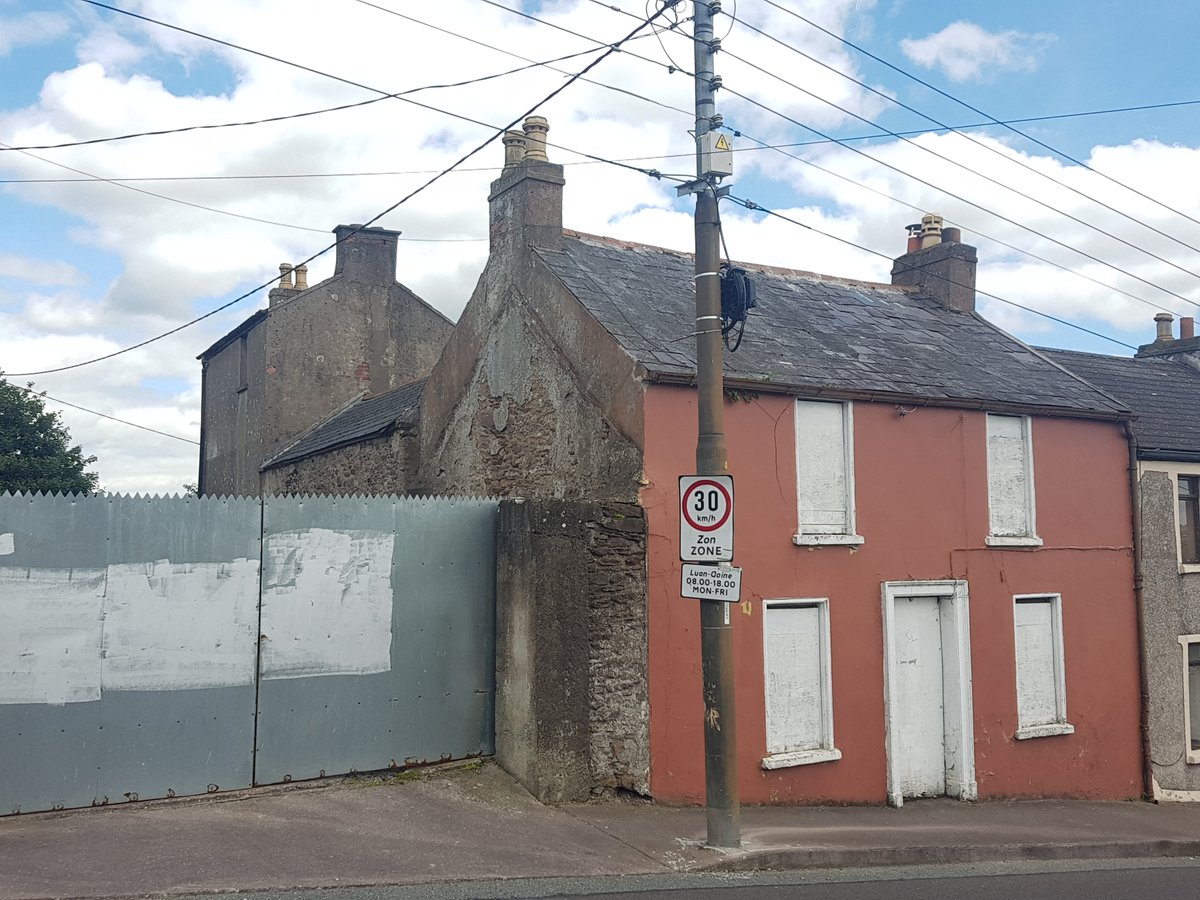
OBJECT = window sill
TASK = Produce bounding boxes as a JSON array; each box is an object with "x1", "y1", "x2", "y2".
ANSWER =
[
  {"x1": 986, "y1": 535, "x2": 1043, "y2": 548},
  {"x1": 761, "y1": 748, "x2": 842, "y2": 770},
  {"x1": 1187, "y1": 751, "x2": 1200, "y2": 766},
  {"x1": 1015, "y1": 723, "x2": 1074, "y2": 740},
  {"x1": 1179, "y1": 563, "x2": 1200, "y2": 575},
  {"x1": 793, "y1": 533, "x2": 864, "y2": 547}
]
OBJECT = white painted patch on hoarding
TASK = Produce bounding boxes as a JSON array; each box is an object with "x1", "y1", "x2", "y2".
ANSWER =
[
  {"x1": 260, "y1": 528, "x2": 394, "y2": 679},
  {"x1": 0, "y1": 567, "x2": 106, "y2": 704},
  {"x1": 100, "y1": 559, "x2": 260, "y2": 691},
  {"x1": 0, "y1": 533, "x2": 14, "y2": 555}
]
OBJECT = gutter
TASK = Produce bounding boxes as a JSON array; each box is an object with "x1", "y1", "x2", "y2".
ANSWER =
[
  {"x1": 642, "y1": 370, "x2": 1132, "y2": 424},
  {"x1": 1126, "y1": 420, "x2": 1153, "y2": 801}
]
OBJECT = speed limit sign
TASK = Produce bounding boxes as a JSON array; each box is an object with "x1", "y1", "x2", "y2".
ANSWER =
[{"x1": 679, "y1": 475, "x2": 734, "y2": 562}]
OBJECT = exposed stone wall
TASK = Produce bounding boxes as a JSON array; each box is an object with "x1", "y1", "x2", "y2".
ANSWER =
[
  {"x1": 1141, "y1": 468, "x2": 1200, "y2": 795},
  {"x1": 261, "y1": 431, "x2": 417, "y2": 496},
  {"x1": 417, "y1": 284, "x2": 643, "y2": 502},
  {"x1": 496, "y1": 498, "x2": 649, "y2": 803}
]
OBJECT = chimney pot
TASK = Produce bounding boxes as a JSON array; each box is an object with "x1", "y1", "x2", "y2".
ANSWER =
[
  {"x1": 1182, "y1": 317, "x2": 1196, "y2": 340},
  {"x1": 278, "y1": 263, "x2": 294, "y2": 289},
  {"x1": 919, "y1": 213, "x2": 944, "y2": 249},
  {"x1": 502, "y1": 130, "x2": 528, "y2": 168},
  {"x1": 1155, "y1": 311, "x2": 1175, "y2": 342},
  {"x1": 294, "y1": 264, "x2": 308, "y2": 290},
  {"x1": 522, "y1": 116, "x2": 550, "y2": 161},
  {"x1": 942, "y1": 226, "x2": 962, "y2": 244},
  {"x1": 905, "y1": 223, "x2": 921, "y2": 254}
]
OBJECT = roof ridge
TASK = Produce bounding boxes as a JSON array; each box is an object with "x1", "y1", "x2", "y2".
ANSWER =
[{"x1": 559, "y1": 229, "x2": 905, "y2": 292}]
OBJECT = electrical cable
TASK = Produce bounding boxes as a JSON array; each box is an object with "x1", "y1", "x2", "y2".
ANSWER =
[
  {"x1": 5, "y1": 98, "x2": 1197, "y2": 184},
  {"x1": 724, "y1": 13, "x2": 1200, "y2": 267},
  {"x1": 0, "y1": 141, "x2": 329, "y2": 234},
  {"x1": 350, "y1": 0, "x2": 695, "y2": 119},
  {"x1": 723, "y1": 194, "x2": 1138, "y2": 351},
  {"x1": 719, "y1": 123, "x2": 1198, "y2": 320},
  {"x1": 760, "y1": 0, "x2": 1200, "y2": 233},
  {"x1": 0, "y1": 46, "x2": 614, "y2": 153},
  {"x1": 6, "y1": 3, "x2": 678, "y2": 378},
  {"x1": 583, "y1": 0, "x2": 1200, "y2": 311},
  {"x1": 719, "y1": 83, "x2": 1200, "y2": 312},
  {"x1": 7, "y1": 382, "x2": 200, "y2": 445}
]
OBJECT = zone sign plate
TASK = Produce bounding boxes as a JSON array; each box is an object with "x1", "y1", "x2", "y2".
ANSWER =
[{"x1": 679, "y1": 475, "x2": 734, "y2": 562}]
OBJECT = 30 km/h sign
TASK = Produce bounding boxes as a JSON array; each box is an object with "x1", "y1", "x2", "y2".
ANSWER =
[{"x1": 679, "y1": 475, "x2": 734, "y2": 562}]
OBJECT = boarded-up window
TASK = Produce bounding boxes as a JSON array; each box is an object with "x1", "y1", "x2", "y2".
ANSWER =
[
  {"x1": 987, "y1": 414, "x2": 1036, "y2": 539},
  {"x1": 1179, "y1": 476, "x2": 1200, "y2": 565},
  {"x1": 763, "y1": 600, "x2": 834, "y2": 757},
  {"x1": 1014, "y1": 596, "x2": 1069, "y2": 736},
  {"x1": 796, "y1": 401, "x2": 853, "y2": 535},
  {"x1": 1182, "y1": 636, "x2": 1200, "y2": 764},
  {"x1": 1189, "y1": 642, "x2": 1200, "y2": 756}
]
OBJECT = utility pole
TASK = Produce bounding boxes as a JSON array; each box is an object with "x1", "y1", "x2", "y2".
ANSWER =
[{"x1": 689, "y1": 0, "x2": 740, "y2": 849}]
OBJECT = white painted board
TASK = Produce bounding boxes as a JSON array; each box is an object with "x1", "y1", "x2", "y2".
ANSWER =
[{"x1": 681, "y1": 564, "x2": 741, "y2": 601}]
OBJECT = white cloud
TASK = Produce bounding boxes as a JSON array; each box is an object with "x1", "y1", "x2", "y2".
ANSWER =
[
  {"x1": 0, "y1": 255, "x2": 86, "y2": 286},
  {"x1": 0, "y1": 11, "x2": 70, "y2": 57},
  {"x1": 900, "y1": 21, "x2": 1055, "y2": 82}
]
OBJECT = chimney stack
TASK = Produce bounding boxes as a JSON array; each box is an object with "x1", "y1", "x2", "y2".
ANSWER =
[
  {"x1": 891, "y1": 213, "x2": 978, "y2": 313},
  {"x1": 1137, "y1": 311, "x2": 1200, "y2": 369},
  {"x1": 333, "y1": 224, "x2": 401, "y2": 284},
  {"x1": 488, "y1": 115, "x2": 565, "y2": 252}
]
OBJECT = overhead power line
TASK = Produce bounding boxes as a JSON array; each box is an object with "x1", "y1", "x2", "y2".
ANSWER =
[
  {"x1": 717, "y1": 83, "x2": 1200, "y2": 313},
  {"x1": 0, "y1": 45, "x2": 612, "y2": 153},
  {"x1": 760, "y1": 0, "x2": 1200, "y2": 234},
  {"x1": 719, "y1": 122, "x2": 1198, "y2": 320},
  {"x1": 726, "y1": 12, "x2": 1200, "y2": 272},
  {"x1": 10, "y1": 382, "x2": 200, "y2": 445},
  {"x1": 1, "y1": 140, "x2": 329, "y2": 234},
  {"x1": 723, "y1": 194, "x2": 1137, "y2": 352},
  {"x1": 581, "y1": 0, "x2": 1200, "y2": 316},
  {"x1": 7, "y1": 3, "x2": 678, "y2": 378},
  {"x1": 4, "y1": 97, "x2": 1197, "y2": 185}
]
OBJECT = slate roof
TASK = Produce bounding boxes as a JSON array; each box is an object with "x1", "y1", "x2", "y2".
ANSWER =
[
  {"x1": 535, "y1": 233, "x2": 1127, "y2": 418},
  {"x1": 1039, "y1": 348, "x2": 1200, "y2": 461},
  {"x1": 262, "y1": 379, "x2": 426, "y2": 470}
]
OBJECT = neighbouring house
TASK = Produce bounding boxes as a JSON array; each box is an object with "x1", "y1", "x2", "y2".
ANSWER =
[
  {"x1": 413, "y1": 117, "x2": 1143, "y2": 805},
  {"x1": 1043, "y1": 318, "x2": 1200, "y2": 802},
  {"x1": 197, "y1": 225, "x2": 454, "y2": 496},
  {"x1": 198, "y1": 115, "x2": 1147, "y2": 807}
]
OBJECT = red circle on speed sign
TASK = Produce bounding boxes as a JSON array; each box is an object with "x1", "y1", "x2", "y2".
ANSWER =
[{"x1": 681, "y1": 479, "x2": 732, "y2": 532}]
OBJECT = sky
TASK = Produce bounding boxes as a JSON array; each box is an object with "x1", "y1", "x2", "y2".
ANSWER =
[{"x1": 4, "y1": 0, "x2": 1200, "y2": 494}]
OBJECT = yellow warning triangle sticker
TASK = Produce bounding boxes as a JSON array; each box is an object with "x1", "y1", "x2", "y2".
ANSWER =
[{"x1": 714, "y1": 134, "x2": 731, "y2": 151}]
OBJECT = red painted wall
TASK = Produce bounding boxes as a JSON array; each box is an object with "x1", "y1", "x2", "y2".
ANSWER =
[{"x1": 641, "y1": 385, "x2": 1142, "y2": 805}]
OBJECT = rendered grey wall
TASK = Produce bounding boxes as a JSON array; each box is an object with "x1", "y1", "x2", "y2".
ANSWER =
[
  {"x1": 1141, "y1": 470, "x2": 1200, "y2": 793},
  {"x1": 263, "y1": 277, "x2": 452, "y2": 464},
  {"x1": 200, "y1": 320, "x2": 267, "y2": 496}
]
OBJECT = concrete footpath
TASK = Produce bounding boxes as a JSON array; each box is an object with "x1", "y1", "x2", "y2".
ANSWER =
[{"x1": 4, "y1": 761, "x2": 1200, "y2": 899}]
